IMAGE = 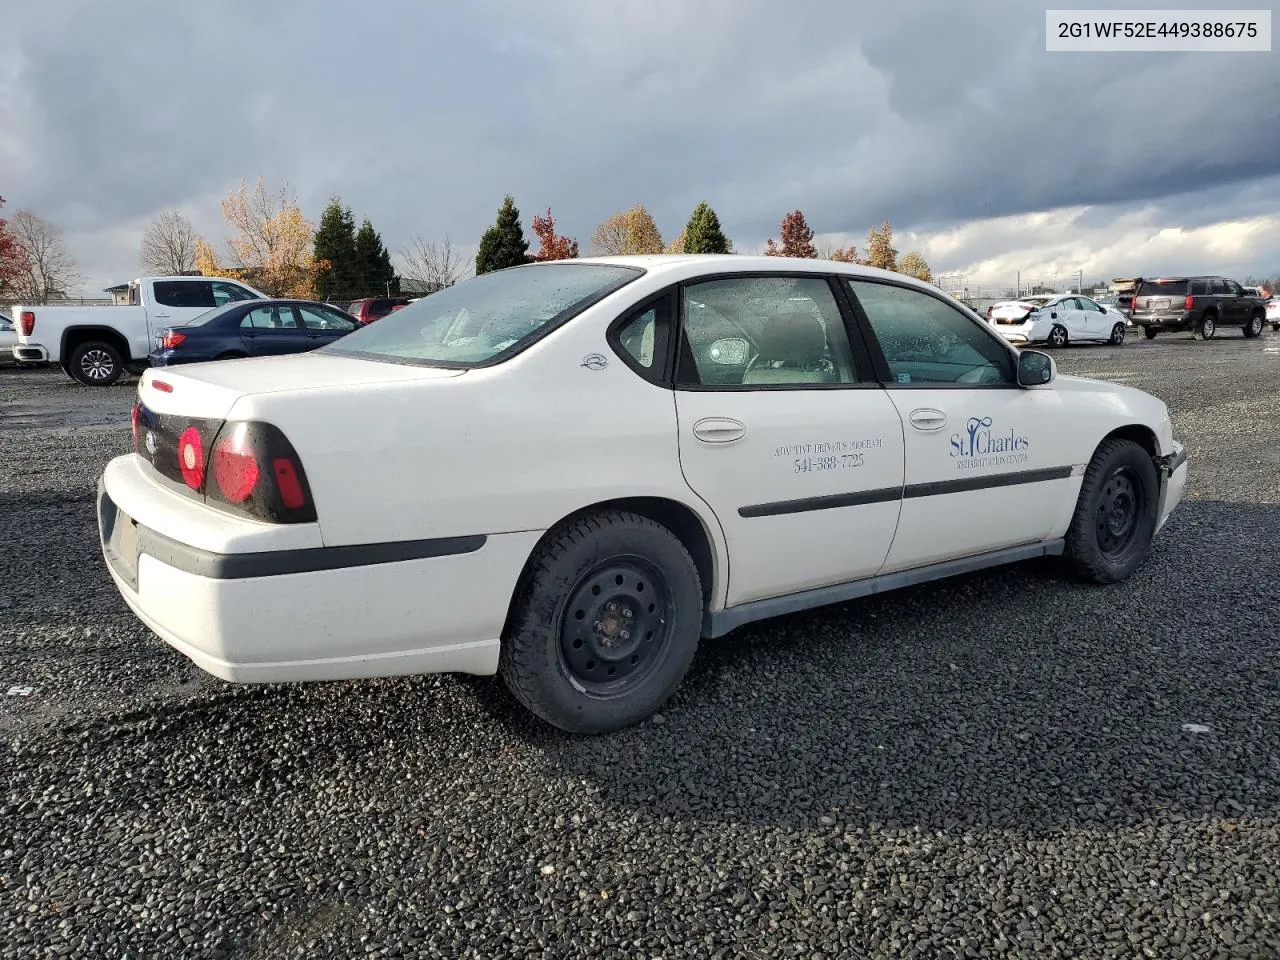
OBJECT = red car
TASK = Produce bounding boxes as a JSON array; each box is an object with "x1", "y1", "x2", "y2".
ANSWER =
[{"x1": 345, "y1": 297, "x2": 412, "y2": 325}]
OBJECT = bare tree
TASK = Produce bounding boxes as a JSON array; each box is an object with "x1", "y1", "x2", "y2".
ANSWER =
[
  {"x1": 140, "y1": 208, "x2": 198, "y2": 275},
  {"x1": 8, "y1": 210, "x2": 81, "y2": 302},
  {"x1": 400, "y1": 235, "x2": 469, "y2": 293}
]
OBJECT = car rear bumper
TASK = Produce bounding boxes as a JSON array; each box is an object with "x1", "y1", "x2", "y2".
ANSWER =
[
  {"x1": 1133, "y1": 314, "x2": 1193, "y2": 330},
  {"x1": 13, "y1": 343, "x2": 49, "y2": 363},
  {"x1": 97, "y1": 455, "x2": 540, "y2": 683}
]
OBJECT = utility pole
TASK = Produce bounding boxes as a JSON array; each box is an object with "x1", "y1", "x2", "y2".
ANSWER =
[{"x1": 1017, "y1": 271, "x2": 1020, "y2": 297}]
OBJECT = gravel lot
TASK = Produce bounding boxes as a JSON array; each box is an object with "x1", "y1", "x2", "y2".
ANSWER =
[{"x1": 3, "y1": 334, "x2": 1279, "y2": 959}]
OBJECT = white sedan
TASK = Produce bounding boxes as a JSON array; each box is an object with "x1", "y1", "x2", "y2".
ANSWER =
[
  {"x1": 97, "y1": 256, "x2": 1189, "y2": 733},
  {"x1": 988, "y1": 294, "x2": 1130, "y2": 347},
  {"x1": 1267, "y1": 297, "x2": 1279, "y2": 331}
]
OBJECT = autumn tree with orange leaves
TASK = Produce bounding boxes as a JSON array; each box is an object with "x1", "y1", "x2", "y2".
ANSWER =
[
  {"x1": 762, "y1": 210, "x2": 817, "y2": 258},
  {"x1": 531, "y1": 208, "x2": 579, "y2": 261},
  {"x1": 197, "y1": 178, "x2": 324, "y2": 298},
  {"x1": 0, "y1": 196, "x2": 29, "y2": 296}
]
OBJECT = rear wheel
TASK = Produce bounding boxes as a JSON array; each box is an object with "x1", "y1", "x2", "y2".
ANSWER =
[
  {"x1": 499, "y1": 510, "x2": 703, "y2": 734},
  {"x1": 1242, "y1": 312, "x2": 1263, "y2": 338},
  {"x1": 1108, "y1": 322, "x2": 1126, "y2": 345},
  {"x1": 1062, "y1": 438, "x2": 1159, "y2": 584},
  {"x1": 1047, "y1": 324, "x2": 1069, "y2": 348},
  {"x1": 1143, "y1": 327, "x2": 1158, "y2": 340},
  {"x1": 1192, "y1": 313, "x2": 1216, "y2": 340},
  {"x1": 69, "y1": 341, "x2": 123, "y2": 386}
]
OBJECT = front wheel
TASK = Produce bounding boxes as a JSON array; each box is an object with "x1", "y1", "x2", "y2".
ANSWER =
[
  {"x1": 69, "y1": 341, "x2": 123, "y2": 386},
  {"x1": 499, "y1": 510, "x2": 703, "y2": 734},
  {"x1": 1062, "y1": 438, "x2": 1159, "y2": 584},
  {"x1": 1108, "y1": 322, "x2": 1126, "y2": 345},
  {"x1": 1047, "y1": 324, "x2": 1069, "y2": 348},
  {"x1": 1242, "y1": 313, "x2": 1263, "y2": 338}
]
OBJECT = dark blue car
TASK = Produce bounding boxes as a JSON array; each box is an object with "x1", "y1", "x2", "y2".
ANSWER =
[{"x1": 148, "y1": 299, "x2": 359, "y2": 366}]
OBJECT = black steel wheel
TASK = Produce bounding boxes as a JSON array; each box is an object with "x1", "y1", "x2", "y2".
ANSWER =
[
  {"x1": 557, "y1": 558, "x2": 675, "y2": 696},
  {"x1": 500, "y1": 510, "x2": 703, "y2": 734},
  {"x1": 1094, "y1": 466, "x2": 1145, "y2": 562},
  {"x1": 1063, "y1": 438, "x2": 1159, "y2": 583}
]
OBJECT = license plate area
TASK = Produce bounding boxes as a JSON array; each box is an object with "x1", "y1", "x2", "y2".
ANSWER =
[{"x1": 99, "y1": 490, "x2": 140, "y2": 591}]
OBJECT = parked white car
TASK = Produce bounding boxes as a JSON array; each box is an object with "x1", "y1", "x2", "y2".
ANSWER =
[
  {"x1": 0, "y1": 315, "x2": 16, "y2": 363},
  {"x1": 12, "y1": 276, "x2": 266, "y2": 385},
  {"x1": 97, "y1": 255, "x2": 1189, "y2": 733},
  {"x1": 988, "y1": 294, "x2": 1130, "y2": 347},
  {"x1": 1267, "y1": 297, "x2": 1279, "y2": 331}
]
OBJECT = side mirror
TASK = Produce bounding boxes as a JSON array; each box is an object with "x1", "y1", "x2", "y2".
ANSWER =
[
  {"x1": 1017, "y1": 349, "x2": 1055, "y2": 387},
  {"x1": 707, "y1": 337, "x2": 749, "y2": 365}
]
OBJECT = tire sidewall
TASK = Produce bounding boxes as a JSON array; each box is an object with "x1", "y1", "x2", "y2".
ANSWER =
[
  {"x1": 1110, "y1": 322, "x2": 1126, "y2": 345},
  {"x1": 504, "y1": 514, "x2": 703, "y2": 733},
  {"x1": 1049, "y1": 325, "x2": 1068, "y2": 347},
  {"x1": 1201, "y1": 314, "x2": 1216, "y2": 339},
  {"x1": 70, "y1": 341, "x2": 123, "y2": 386},
  {"x1": 1245, "y1": 314, "x2": 1262, "y2": 337}
]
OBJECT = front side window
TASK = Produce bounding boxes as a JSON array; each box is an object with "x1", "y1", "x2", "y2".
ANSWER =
[
  {"x1": 847, "y1": 280, "x2": 1013, "y2": 386},
  {"x1": 296, "y1": 305, "x2": 356, "y2": 331},
  {"x1": 153, "y1": 281, "x2": 214, "y2": 309},
  {"x1": 678, "y1": 276, "x2": 859, "y2": 387},
  {"x1": 1079, "y1": 297, "x2": 1103, "y2": 312},
  {"x1": 324, "y1": 263, "x2": 642, "y2": 367}
]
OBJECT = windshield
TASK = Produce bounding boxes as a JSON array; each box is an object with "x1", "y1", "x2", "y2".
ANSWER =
[{"x1": 323, "y1": 262, "x2": 643, "y2": 367}]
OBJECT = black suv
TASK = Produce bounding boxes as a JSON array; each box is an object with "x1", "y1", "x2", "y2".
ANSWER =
[{"x1": 1129, "y1": 276, "x2": 1267, "y2": 340}]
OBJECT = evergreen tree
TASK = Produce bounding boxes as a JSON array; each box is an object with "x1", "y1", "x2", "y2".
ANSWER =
[
  {"x1": 353, "y1": 218, "x2": 399, "y2": 295},
  {"x1": 475, "y1": 195, "x2": 531, "y2": 274},
  {"x1": 312, "y1": 197, "x2": 358, "y2": 299},
  {"x1": 682, "y1": 202, "x2": 731, "y2": 254}
]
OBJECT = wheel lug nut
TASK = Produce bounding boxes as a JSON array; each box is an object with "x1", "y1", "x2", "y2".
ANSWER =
[
  {"x1": 620, "y1": 630, "x2": 630, "y2": 641},
  {"x1": 622, "y1": 607, "x2": 632, "y2": 618},
  {"x1": 606, "y1": 601, "x2": 617, "y2": 612},
  {"x1": 593, "y1": 621, "x2": 603, "y2": 631}
]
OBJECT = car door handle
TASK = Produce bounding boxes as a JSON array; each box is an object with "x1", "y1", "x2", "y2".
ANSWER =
[
  {"x1": 909, "y1": 408, "x2": 947, "y2": 431},
  {"x1": 692, "y1": 417, "x2": 746, "y2": 443}
]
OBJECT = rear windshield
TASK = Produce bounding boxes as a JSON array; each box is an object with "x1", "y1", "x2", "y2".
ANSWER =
[
  {"x1": 323, "y1": 263, "x2": 643, "y2": 367},
  {"x1": 1138, "y1": 280, "x2": 1188, "y2": 295}
]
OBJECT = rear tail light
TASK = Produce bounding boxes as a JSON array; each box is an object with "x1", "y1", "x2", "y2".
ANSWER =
[
  {"x1": 1184, "y1": 294, "x2": 1195, "y2": 311},
  {"x1": 19, "y1": 311, "x2": 35, "y2": 336},
  {"x1": 206, "y1": 421, "x2": 316, "y2": 523},
  {"x1": 177, "y1": 426, "x2": 206, "y2": 490},
  {"x1": 160, "y1": 330, "x2": 186, "y2": 349},
  {"x1": 131, "y1": 401, "x2": 141, "y2": 452}
]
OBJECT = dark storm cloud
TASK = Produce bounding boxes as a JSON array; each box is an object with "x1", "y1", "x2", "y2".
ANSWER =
[{"x1": 4, "y1": 0, "x2": 1278, "y2": 292}]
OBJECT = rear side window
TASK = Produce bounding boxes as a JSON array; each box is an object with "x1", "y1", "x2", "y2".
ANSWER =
[
  {"x1": 240, "y1": 306, "x2": 299, "y2": 329},
  {"x1": 1139, "y1": 280, "x2": 1188, "y2": 296},
  {"x1": 1210, "y1": 279, "x2": 1228, "y2": 295},
  {"x1": 1190, "y1": 280, "x2": 1209, "y2": 295},
  {"x1": 153, "y1": 281, "x2": 215, "y2": 308},
  {"x1": 678, "y1": 276, "x2": 860, "y2": 388},
  {"x1": 212, "y1": 281, "x2": 257, "y2": 306}
]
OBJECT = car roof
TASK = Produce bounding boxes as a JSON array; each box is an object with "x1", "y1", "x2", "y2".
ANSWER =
[{"x1": 560, "y1": 253, "x2": 941, "y2": 290}]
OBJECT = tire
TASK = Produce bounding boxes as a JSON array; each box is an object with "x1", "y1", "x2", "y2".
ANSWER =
[
  {"x1": 1047, "y1": 324, "x2": 1069, "y2": 348},
  {"x1": 1143, "y1": 327, "x2": 1158, "y2": 340},
  {"x1": 1192, "y1": 313, "x2": 1216, "y2": 341},
  {"x1": 214, "y1": 352, "x2": 246, "y2": 361},
  {"x1": 1242, "y1": 312, "x2": 1264, "y2": 338},
  {"x1": 1108, "y1": 322, "x2": 1126, "y2": 345},
  {"x1": 499, "y1": 510, "x2": 703, "y2": 734},
  {"x1": 1062, "y1": 438, "x2": 1160, "y2": 584},
  {"x1": 1271, "y1": 323, "x2": 1280, "y2": 331},
  {"x1": 69, "y1": 341, "x2": 123, "y2": 386}
]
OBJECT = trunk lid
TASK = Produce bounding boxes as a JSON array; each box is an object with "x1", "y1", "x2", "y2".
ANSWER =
[{"x1": 138, "y1": 351, "x2": 466, "y2": 419}]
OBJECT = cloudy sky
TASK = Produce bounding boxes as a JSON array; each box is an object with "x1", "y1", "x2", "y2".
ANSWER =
[{"x1": 3, "y1": 0, "x2": 1278, "y2": 297}]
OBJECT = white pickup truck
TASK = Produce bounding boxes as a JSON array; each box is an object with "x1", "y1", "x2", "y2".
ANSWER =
[{"x1": 11, "y1": 275, "x2": 266, "y2": 386}]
